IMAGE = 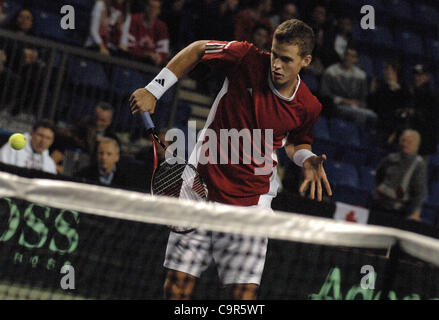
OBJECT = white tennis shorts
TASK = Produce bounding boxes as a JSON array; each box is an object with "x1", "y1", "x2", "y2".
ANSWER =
[{"x1": 163, "y1": 194, "x2": 273, "y2": 286}]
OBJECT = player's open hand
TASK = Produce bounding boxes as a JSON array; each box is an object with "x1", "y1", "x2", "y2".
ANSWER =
[
  {"x1": 299, "y1": 154, "x2": 332, "y2": 202},
  {"x1": 130, "y1": 88, "x2": 157, "y2": 115}
]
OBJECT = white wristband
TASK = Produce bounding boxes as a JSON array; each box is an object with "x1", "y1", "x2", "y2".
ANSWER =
[
  {"x1": 293, "y1": 149, "x2": 316, "y2": 167},
  {"x1": 145, "y1": 67, "x2": 178, "y2": 100}
]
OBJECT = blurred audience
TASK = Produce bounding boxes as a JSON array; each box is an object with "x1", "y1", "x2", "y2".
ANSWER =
[
  {"x1": 320, "y1": 14, "x2": 353, "y2": 68},
  {"x1": 251, "y1": 23, "x2": 270, "y2": 51},
  {"x1": 85, "y1": 0, "x2": 132, "y2": 56},
  {"x1": 122, "y1": 0, "x2": 169, "y2": 66},
  {"x1": 269, "y1": 2, "x2": 299, "y2": 29},
  {"x1": 368, "y1": 60, "x2": 410, "y2": 141},
  {"x1": 320, "y1": 44, "x2": 376, "y2": 125},
  {"x1": 0, "y1": 119, "x2": 57, "y2": 174},
  {"x1": 404, "y1": 64, "x2": 439, "y2": 161},
  {"x1": 193, "y1": 0, "x2": 240, "y2": 42},
  {"x1": 0, "y1": 0, "x2": 8, "y2": 26},
  {"x1": 51, "y1": 102, "x2": 119, "y2": 174},
  {"x1": 372, "y1": 129, "x2": 427, "y2": 222},
  {"x1": 234, "y1": 0, "x2": 272, "y2": 43},
  {"x1": 161, "y1": 0, "x2": 196, "y2": 54}
]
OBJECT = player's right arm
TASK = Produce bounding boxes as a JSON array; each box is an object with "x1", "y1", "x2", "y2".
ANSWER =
[{"x1": 130, "y1": 40, "x2": 209, "y2": 115}]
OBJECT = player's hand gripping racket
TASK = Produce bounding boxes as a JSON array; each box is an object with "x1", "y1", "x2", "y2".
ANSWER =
[{"x1": 141, "y1": 112, "x2": 208, "y2": 233}]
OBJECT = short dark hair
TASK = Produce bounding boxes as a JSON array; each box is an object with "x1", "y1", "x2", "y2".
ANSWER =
[
  {"x1": 96, "y1": 102, "x2": 114, "y2": 112},
  {"x1": 252, "y1": 23, "x2": 271, "y2": 35},
  {"x1": 32, "y1": 119, "x2": 56, "y2": 134},
  {"x1": 274, "y1": 19, "x2": 315, "y2": 57}
]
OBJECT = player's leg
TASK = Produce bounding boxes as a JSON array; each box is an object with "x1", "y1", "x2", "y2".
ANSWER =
[
  {"x1": 225, "y1": 283, "x2": 259, "y2": 300},
  {"x1": 163, "y1": 229, "x2": 213, "y2": 299},
  {"x1": 212, "y1": 231, "x2": 268, "y2": 300},
  {"x1": 164, "y1": 269, "x2": 197, "y2": 299}
]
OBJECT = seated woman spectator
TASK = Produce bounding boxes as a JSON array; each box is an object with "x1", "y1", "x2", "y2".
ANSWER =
[
  {"x1": 233, "y1": 0, "x2": 273, "y2": 43},
  {"x1": 371, "y1": 129, "x2": 427, "y2": 222},
  {"x1": 5, "y1": 8, "x2": 45, "y2": 71},
  {"x1": 3, "y1": 8, "x2": 46, "y2": 115},
  {"x1": 121, "y1": 0, "x2": 169, "y2": 66},
  {"x1": 85, "y1": 0, "x2": 131, "y2": 56}
]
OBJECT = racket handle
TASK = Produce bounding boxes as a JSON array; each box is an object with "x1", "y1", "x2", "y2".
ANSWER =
[{"x1": 141, "y1": 112, "x2": 155, "y2": 131}]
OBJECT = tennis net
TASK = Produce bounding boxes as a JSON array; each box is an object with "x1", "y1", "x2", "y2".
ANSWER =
[{"x1": 0, "y1": 168, "x2": 439, "y2": 300}]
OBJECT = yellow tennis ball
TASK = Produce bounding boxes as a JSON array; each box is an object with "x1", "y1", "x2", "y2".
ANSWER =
[{"x1": 9, "y1": 133, "x2": 26, "y2": 150}]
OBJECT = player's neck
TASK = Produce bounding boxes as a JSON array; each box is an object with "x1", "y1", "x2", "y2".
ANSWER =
[{"x1": 276, "y1": 76, "x2": 299, "y2": 98}]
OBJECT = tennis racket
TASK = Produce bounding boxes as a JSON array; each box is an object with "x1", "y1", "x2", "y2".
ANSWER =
[{"x1": 141, "y1": 112, "x2": 208, "y2": 233}]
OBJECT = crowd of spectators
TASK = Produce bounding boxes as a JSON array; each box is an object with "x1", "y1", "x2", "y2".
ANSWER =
[{"x1": 0, "y1": 0, "x2": 438, "y2": 223}]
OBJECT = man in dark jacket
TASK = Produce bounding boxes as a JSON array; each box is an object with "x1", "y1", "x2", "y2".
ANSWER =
[{"x1": 77, "y1": 137, "x2": 131, "y2": 189}]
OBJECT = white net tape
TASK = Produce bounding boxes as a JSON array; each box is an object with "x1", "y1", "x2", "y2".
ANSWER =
[{"x1": 0, "y1": 171, "x2": 438, "y2": 267}]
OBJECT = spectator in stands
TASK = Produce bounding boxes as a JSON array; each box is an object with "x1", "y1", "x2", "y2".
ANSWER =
[
  {"x1": 0, "y1": 0, "x2": 8, "y2": 26},
  {"x1": 269, "y1": 2, "x2": 299, "y2": 30},
  {"x1": 320, "y1": 44, "x2": 376, "y2": 125},
  {"x1": 122, "y1": 0, "x2": 169, "y2": 66},
  {"x1": 51, "y1": 102, "x2": 119, "y2": 174},
  {"x1": 77, "y1": 137, "x2": 131, "y2": 188},
  {"x1": 233, "y1": 0, "x2": 272, "y2": 43},
  {"x1": 161, "y1": 0, "x2": 196, "y2": 54},
  {"x1": 0, "y1": 49, "x2": 19, "y2": 109},
  {"x1": 303, "y1": 4, "x2": 329, "y2": 77},
  {"x1": 85, "y1": 0, "x2": 132, "y2": 56},
  {"x1": 320, "y1": 14, "x2": 353, "y2": 68},
  {"x1": 251, "y1": 24, "x2": 270, "y2": 51},
  {"x1": 372, "y1": 129, "x2": 427, "y2": 222},
  {"x1": 193, "y1": 0, "x2": 240, "y2": 43},
  {"x1": 404, "y1": 64, "x2": 439, "y2": 161},
  {"x1": 368, "y1": 60, "x2": 410, "y2": 141},
  {"x1": 6, "y1": 8, "x2": 44, "y2": 71},
  {"x1": 0, "y1": 119, "x2": 57, "y2": 174}
]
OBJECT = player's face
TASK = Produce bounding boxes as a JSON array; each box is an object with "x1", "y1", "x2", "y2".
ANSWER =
[
  {"x1": 270, "y1": 39, "x2": 311, "y2": 95},
  {"x1": 31, "y1": 127, "x2": 54, "y2": 154},
  {"x1": 97, "y1": 142, "x2": 120, "y2": 174}
]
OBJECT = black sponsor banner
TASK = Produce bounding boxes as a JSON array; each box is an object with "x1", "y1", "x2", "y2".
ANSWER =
[{"x1": 1, "y1": 196, "x2": 439, "y2": 300}]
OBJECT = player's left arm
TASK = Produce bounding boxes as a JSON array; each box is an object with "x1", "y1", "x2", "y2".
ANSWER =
[{"x1": 285, "y1": 143, "x2": 332, "y2": 202}]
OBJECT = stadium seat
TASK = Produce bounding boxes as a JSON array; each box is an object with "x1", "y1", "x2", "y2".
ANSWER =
[
  {"x1": 33, "y1": 10, "x2": 82, "y2": 46},
  {"x1": 2, "y1": 0, "x2": 21, "y2": 24},
  {"x1": 313, "y1": 116, "x2": 330, "y2": 140},
  {"x1": 329, "y1": 119, "x2": 360, "y2": 147},
  {"x1": 301, "y1": 72, "x2": 320, "y2": 93},
  {"x1": 368, "y1": 26, "x2": 395, "y2": 50},
  {"x1": 426, "y1": 38, "x2": 439, "y2": 61},
  {"x1": 395, "y1": 31, "x2": 424, "y2": 57},
  {"x1": 358, "y1": 55, "x2": 374, "y2": 77},
  {"x1": 325, "y1": 160, "x2": 359, "y2": 188},
  {"x1": 366, "y1": 147, "x2": 388, "y2": 168},
  {"x1": 334, "y1": 185, "x2": 370, "y2": 207},
  {"x1": 340, "y1": 147, "x2": 368, "y2": 167},
  {"x1": 358, "y1": 166, "x2": 376, "y2": 191},
  {"x1": 421, "y1": 205, "x2": 438, "y2": 225},
  {"x1": 413, "y1": 4, "x2": 439, "y2": 26},
  {"x1": 311, "y1": 139, "x2": 337, "y2": 160},
  {"x1": 68, "y1": 58, "x2": 109, "y2": 89},
  {"x1": 359, "y1": 127, "x2": 388, "y2": 149},
  {"x1": 427, "y1": 182, "x2": 439, "y2": 207},
  {"x1": 111, "y1": 67, "x2": 151, "y2": 96},
  {"x1": 359, "y1": 0, "x2": 385, "y2": 12},
  {"x1": 384, "y1": 0, "x2": 413, "y2": 20}
]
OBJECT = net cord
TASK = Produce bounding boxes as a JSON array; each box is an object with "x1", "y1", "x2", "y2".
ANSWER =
[{"x1": 0, "y1": 171, "x2": 438, "y2": 267}]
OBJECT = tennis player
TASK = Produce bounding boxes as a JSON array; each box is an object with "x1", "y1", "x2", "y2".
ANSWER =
[{"x1": 130, "y1": 19, "x2": 332, "y2": 300}]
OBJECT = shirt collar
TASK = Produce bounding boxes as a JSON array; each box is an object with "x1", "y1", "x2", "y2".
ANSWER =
[{"x1": 268, "y1": 71, "x2": 301, "y2": 102}]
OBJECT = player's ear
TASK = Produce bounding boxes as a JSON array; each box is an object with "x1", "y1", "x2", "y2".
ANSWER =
[{"x1": 301, "y1": 55, "x2": 312, "y2": 68}]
